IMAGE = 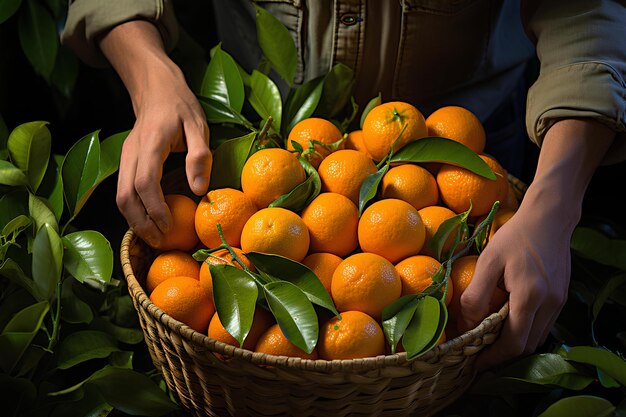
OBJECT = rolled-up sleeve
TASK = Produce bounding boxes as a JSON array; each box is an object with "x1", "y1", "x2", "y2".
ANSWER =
[
  {"x1": 525, "y1": 0, "x2": 626, "y2": 164},
  {"x1": 60, "y1": 0, "x2": 179, "y2": 68}
]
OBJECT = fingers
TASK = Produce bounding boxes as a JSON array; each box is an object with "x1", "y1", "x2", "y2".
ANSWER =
[{"x1": 184, "y1": 116, "x2": 212, "y2": 196}]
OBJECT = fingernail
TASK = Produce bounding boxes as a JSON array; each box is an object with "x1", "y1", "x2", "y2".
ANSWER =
[{"x1": 193, "y1": 176, "x2": 208, "y2": 193}]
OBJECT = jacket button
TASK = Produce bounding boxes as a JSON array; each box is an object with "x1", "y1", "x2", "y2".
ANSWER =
[{"x1": 340, "y1": 14, "x2": 361, "y2": 26}]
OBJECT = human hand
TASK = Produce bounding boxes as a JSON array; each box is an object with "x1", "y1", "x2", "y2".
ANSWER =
[{"x1": 99, "y1": 21, "x2": 212, "y2": 247}]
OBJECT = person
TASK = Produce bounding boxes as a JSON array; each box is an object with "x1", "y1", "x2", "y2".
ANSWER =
[{"x1": 60, "y1": 0, "x2": 625, "y2": 370}]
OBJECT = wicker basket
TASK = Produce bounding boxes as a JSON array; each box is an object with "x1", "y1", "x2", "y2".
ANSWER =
[{"x1": 121, "y1": 173, "x2": 527, "y2": 417}]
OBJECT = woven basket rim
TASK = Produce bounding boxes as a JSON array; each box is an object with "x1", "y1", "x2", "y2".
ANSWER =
[{"x1": 122, "y1": 236, "x2": 510, "y2": 374}]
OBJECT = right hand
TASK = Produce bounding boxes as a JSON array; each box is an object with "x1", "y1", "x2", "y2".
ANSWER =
[{"x1": 99, "y1": 21, "x2": 213, "y2": 247}]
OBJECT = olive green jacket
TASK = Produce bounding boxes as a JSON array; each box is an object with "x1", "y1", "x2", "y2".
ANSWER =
[{"x1": 61, "y1": 0, "x2": 626, "y2": 162}]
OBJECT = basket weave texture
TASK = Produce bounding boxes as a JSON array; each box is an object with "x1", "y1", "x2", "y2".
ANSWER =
[{"x1": 121, "y1": 174, "x2": 527, "y2": 417}]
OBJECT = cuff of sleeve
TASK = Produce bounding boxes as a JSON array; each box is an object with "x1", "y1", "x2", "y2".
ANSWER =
[
  {"x1": 60, "y1": 0, "x2": 179, "y2": 68},
  {"x1": 526, "y1": 61, "x2": 626, "y2": 165}
]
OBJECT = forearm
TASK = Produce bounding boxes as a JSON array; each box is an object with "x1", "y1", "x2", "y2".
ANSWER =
[
  {"x1": 99, "y1": 20, "x2": 185, "y2": 114},
  {"x1": 521, "y1": 119, "x2": 615, "y2": 232}
]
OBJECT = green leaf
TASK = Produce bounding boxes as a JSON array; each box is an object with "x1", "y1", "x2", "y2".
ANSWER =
[
  {"x1": 390, "y1": 137, "x2": 496, "y2": 179},
  {"x1": 263, "y1": 281, "x2": 318, "y2": 353},
  {"x1": 429, "y1": 212, "x2": 466, "y2": 261},
  {"x1": 201, "y1": 44, "x2": 245, "y2": 113},
  {"x1": 246, "y1": 252, "x2": 338, "y2": 316},
  {"x1": 61, "y1": 130, "x2": 100, "y2": 217},
  {"x1": 32, "y1": 224, "x2": 63, "y2": 300},
  {"x1": 2, "y1": 214, "x2": 31, "y2": 238},
  {"x1": 249, "y1": 69, "x2": 282, "y2": 132},
  {"x1": 7, "y1": 121, "x2": 50, "y2": 191},
  {"x1": 0, "y1": 159, "x2": 29, "y2": 186},
  {"x1": 62, "y1": 231, "x2": 113, "y2": 286},
  {"x1": 358, "y1": 164, "x2": 389, "y2": 214},
  {"x1": 29, "y1": 193, "x2": 57, "y2": 232},
  {"x1": 255, "y1": 5, "x2": 297, "y2": 86},
  {"x1": 283, "y1": 76, "x2": 324, "y2": 135},
  {"x1": 210, "y1": 264, "x2": 259, "y2": 347},
  {"x1": 0, "y1": 300, "x2": 49, "y2": 374},
  {"x1": 99, "y1": 129, "x2": 128, "y2": 181},
  {"x1": 562, "y1": 346, "x2": 626, "y2": 386},
  {"x1": 315, "y1": 63, "x2": 355, "y2": 119},
  {"x1": 381, "y1": 295, "x2": 420, "y2": 354},
  {"x1": 0, "y1": 0, "x2": 22, "y2": 24},
  {"x1": 360, "y1": 93, "x2": 382, "y2": 129},
  {"x1": 0, "y1": 258, "x2": 36, "y2": 298},
  {"x1": 571, "y1": 227, "x2": 626, "y2": 271},
  {"x1": 269, "y1": 157, "x2": 321, "y2": 211},
  {"x1": 56, "y1": 330, "x2": 121, "y2": 369},
  {"x1": 402, "y1": 296, "x2": 442, "y2": 359},
  {"x1": 18, "y1": 0, "x2": 57, "y2": 80},
  {"x1": 60, "y1": 278, "x2": 93, "y2": 324},
  {"x1": 197, "y1": 95, "x2": 251, "y2": 127},
  {"x1": 90, "y1": 317, "x2": 144, "y2": 345},
  {"x1": 537, "y1": 396, "x2": 615, "y2": 417},
  {"x1": 593, "y1": 274, "x2": 626, "y2": 321},
  {"x1": 50, "y1": 45, "x2": 79, "y2": 97},
  {"x1": 36, "y1": 155, "x2": 64, "y2": 221},
  {"x1": 209, "y1": 131, "x2": 257, "y2": 189}
]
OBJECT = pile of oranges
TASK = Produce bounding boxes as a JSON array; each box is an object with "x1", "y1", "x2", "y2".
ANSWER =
[{"x1": 145, "y1": 101, "x2": 516, "y2": 361}]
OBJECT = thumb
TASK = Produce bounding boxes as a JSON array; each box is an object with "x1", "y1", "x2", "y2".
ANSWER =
[
  {"x1": 458, "y1": 254, "x2": 503, "y2": 333},
  {"x1": 184, "y1": 121, "x2": 213, "y2": 196}
]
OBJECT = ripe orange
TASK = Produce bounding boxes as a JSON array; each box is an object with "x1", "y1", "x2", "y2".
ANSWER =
[
  {"x1": 318, "y1": 311, "x2": 385, "y2": 360},
  {"x1": 195, "y1": 188, "x2": 257, "y2": 249},
  {"x1": 436, "y1": 154, "x2": 509, "y2": 217},
  {"x1": 476, "y1": 207, "x2": 517, "y2": 244},
  {"x1": 425, "y1": 106, "x2": 486, "y2": 154},
  {"x1": 146, "y1": 250, "x2": 201, "y2": 294},
  {"x1": 395, "y1": 255, "x2": 452, "y2": 305},
  {"x1": 241, "y1": 148, "x2": 306, "y2": 208},
  {"x1": 358, "y1": 199, "x2": 426, "y2": 264},
  {"x1": 362, "y1": 101, "x2": 427, "y2": 162},
  {"x1": 199, "y1": 247, "x2": 255, "y2": 301},
  {"x1": 380, "y1": 163, "x2": 439, "y2": 210},
  {"x1": 300, "y1": 193, "x2": 359, "y2": 257},
  {"x1": 331, "y1": 252, "x2": 402, "y2": 320},
  {"x1": 417, "y1": 205, "x2": 459, "y2": 259},
  {"x1": 254, "y1": 323, "x2": 319, "y2": 359},
  {"x1": 287, "y1": 117, "x2": 343, "y2": 168},
  {"x1": 149, "y1": 276, "x2": 214, "y2": 333},
  {"x1": 153, "y1": 194, "x2": 199, "y2": 251},
  {"x1": 317, "y1": 149, "x2": 377, "y2": 205},
  {"x1": 448, "y1": 255, "x2": 508, "y2": 325},
  {"x1": 502, "y1": 181, "x2": 521, "y2": 211},
  {"x1": 301, "y1": 252, "x2": 343, "y2": 295},
  {"x1": 240, "y1": 207, "x2": 310, "y2": 262},
  {"x1": 343, "y1": 129, "x2": 374, "y2": 159},
  {"x1": 208, "y1": 307, "x2": 274, "y2": 350}
]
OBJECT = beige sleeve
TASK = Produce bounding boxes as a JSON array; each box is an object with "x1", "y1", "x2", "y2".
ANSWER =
[
  {"x1": 60, "y1": 0, "x2": 179, "y2": 68},
  {"x1": 525, "y1": 0, "x2": 626, "y2": 164}
]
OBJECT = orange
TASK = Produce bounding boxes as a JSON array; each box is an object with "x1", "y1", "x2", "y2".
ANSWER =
[
  {"x1": 254, "y1": 323, "x2": 319, "y2": 359},
  {"x1": 343, "y1": 129, "x2": 374, "y2": 159},
  {"x1": 317, "y1": 149, "x2": 377, "y2": 205},
  {"x1": 208, "y1": 307, "x2": 274, "y2": 350},
  {"x1": 318, "y1": 311, "x2": 385, "y2": 360},
  {"x1": 301, "y1": 252, "x2": 343, "y2": 294},
  {"x1": 240, "y1": 207, "x2": 310, "y2": 262},
  {"x1": 331, "y1": 252, "x2": 402, "y2": 320},
  {"x1": 199, "y1": 247, "x2": 255, "y2": 302},
  {"x1": 476, "y1": 207, "x2": 516, "y2": 244},
  {"x1": 146, "y1": 250, "x2": 201, "y2": 294},
  {"x1": 417, "y1": 205, "x2": 459, "y2": 260},
  {"x1": 241, "y1": 148, "x2": 306, "y2": 208},
  {"x1": 153, "y1": 194, "x2": 199, "y2": 251},
  {"x1": 358, "y1": 199, "x2": 426, "y2": 264},
  {"x1": 395, "y1": 255, "x2": 452, "y2": 305},
  {"x1": 149, "y1": 276, "x2": 214, "y2": 333},
  {"x1": 362, "y1": 101, "x2": 427, "y2": 162},
  {"x1": 448, "y1": 255, "x2": 508, "y2": 325},
  {"x1": 195, "y1": 188, "x2": 257, "y2": 249},
  {"x1": 300, "y1": 193, "x2": 359, "y2": 257},
  {"x1": 436, "y1": 154, "x2": 509, "y2": 217},
  {"x1": 287, "y1": 117, "x2": 343, "y2": 168},
  {"x1": 502, "y1": 180, "x2": 521, "y2": 211},
  {"x1": 425, "y1": 106, "x2": 486, "y2": 154},
  {"x1": 380, "y1": 163, "x2": 439, "y2": 210}
]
